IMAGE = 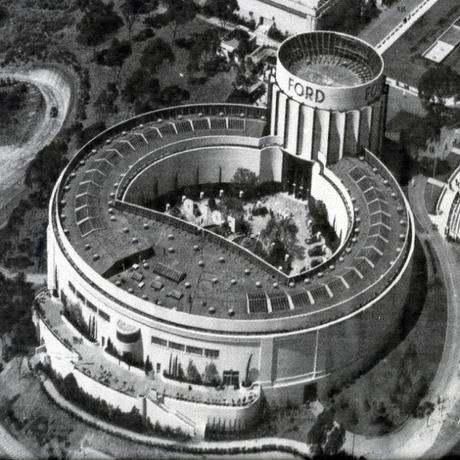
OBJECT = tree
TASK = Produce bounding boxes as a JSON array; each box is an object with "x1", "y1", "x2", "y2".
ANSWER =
[
  {"x1": 186, "y1": 360, "x2": 201, "y2": 384},
  {"x1": 418, "y1": 64, "x2": 460, "y2": 108},
  {"x1": 121, "y1": 0, "x2": 147, "y2": 39},
  {"x1": 159, "y1": 85, "x2": 190, "y2": 105},
  {"x1": 203, "y1": 362, "x2": 220, "y2": 386},
  {"x1": 96, "y1": 38, "x2": 132, "y2": 81},
  {"x1": 204, "y1": 0, "x2": 239, "y2": 27},
  {"x1": 24, "y1": 140, "x2": 68, "y2": 205},
  {"x1": 121, "y1": 0, "x2": 160, "y2": 38},
  {"x1": 164, "y1": 0, "x2": 198, "y2": 39},
  {"x1": 140, "y1": 38, "x2": 175, "y2": 73},
  {"x1": 232, "y1": 168, "x2": 259, "y2": 189},
  {"x1": 76, "y1": 0, "x2": 123, "y2": 51},
  {"x1": 122, "y1": 68, "x2": 160, "y2": 113},
  {"x1": 94, "y1": 83, "x2": 119, "y2": 118}
]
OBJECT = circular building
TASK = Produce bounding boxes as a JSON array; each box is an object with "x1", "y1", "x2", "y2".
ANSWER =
[
  {"x1": 270, "y1": 31, "x2": 387, "y2": 164},
  {"x1": 35, "y1": 32, "x2": 414, "y2": 438}
]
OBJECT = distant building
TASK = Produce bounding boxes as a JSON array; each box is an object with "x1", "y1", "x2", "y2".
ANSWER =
[{"x1": 236, "y1": 0, "x2": 340, "y2": 35}]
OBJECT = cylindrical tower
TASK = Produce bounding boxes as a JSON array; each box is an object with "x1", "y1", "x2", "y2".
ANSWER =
[{"x1": 270, "y1": 31, "x2": 387, "y2": 165}]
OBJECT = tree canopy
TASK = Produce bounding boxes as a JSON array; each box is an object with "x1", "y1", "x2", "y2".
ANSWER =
[
  {"x1": 140, "y1": 37, "x2": 175, "y2": 72},
  {"x1": 163, "y1": 0, "x2": 198, "y2": 38},
  {"x1": 203, "y1": 0, "x2": 239, "y2": 27},
  {"x1": 418, "y1": 64, "x2": 460, "y2": 107},
  {"x1": 123, "y1": 68, "x2": 160, "y2": 113},
  {"x1": 76, "y1": 0, "x2": 123, "y2": 48}
]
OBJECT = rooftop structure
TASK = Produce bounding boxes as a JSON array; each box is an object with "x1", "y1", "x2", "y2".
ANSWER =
[{"x1": 37, "y1": 32, "x2": 414, "y2": 437}]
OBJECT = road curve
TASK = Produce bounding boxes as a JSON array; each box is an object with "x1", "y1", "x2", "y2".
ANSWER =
[
  {"x1": 0, "y1": 68, "x2": 71, "y2": 226},
  {"x1": 0, "y1": 68, "x2": 72, "y2": 459},
  {"x1": 343, "y1": 176, "x2": 460, "y2": 459}
]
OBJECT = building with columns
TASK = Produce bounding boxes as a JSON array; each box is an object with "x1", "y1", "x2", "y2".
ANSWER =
[
  {"x1": 35, "y1": 32, "x2": 414, "y2": 437},
  {"x1": 235, "y1": 0, "x2": 340, "y2": 35}
]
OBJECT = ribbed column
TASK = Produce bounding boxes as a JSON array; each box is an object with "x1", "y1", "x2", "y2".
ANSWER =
[
  {"x1": 328, "y1": 111, "x2": 346, "y2": 164},
  {"x1": 285, "y1": 98, "x2": 300, "y2": 154},
  {"x1": 358, "y1": 106, "x2": 372, "y2": 150},
  {"x1": 370, "y1": 99, "x2": 383, "y2": 154},
  {"x1": 270, "y1": 84, "x2": 280, "y2": 136},
  {"x1": 344, "y1": 110, "x2": 360, "y2": 156},
  {"x1": 298, "y1": 104, "x2": 315, "y2": 160},
  {"x1": 277, "y1": 92, "x2": 288, "y2": 141}
]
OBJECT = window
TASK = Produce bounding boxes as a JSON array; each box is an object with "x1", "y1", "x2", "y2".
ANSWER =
[
  {"x1": 151, "y1": 336, "x2": 167, "y2": 347},
  {"x1": 98, "y1": 309, "x2": 110, "y2": 322},
  {"x1": 87, "y1": 301, "x2": 97, "y2": 313},
  {"x1": 68, "y1": 281, "x2": 76, "y2": 294},
  {"x1": 204, "y1": 349, "x2": 219, "y2": 359},
  {"x1": 223, "y1": 370, "x2": 239, "y2": 387},
  {"x1": 169, "y1": 341, "x2": 184, "y2": 351},
  {"x1": 186, "y1": 345, "x2": 203, "y2": 356}
]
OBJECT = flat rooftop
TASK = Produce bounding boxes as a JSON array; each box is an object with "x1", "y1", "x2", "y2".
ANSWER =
[{"x1": 55, "y1": 104, "x2": 410, "y2": 327}]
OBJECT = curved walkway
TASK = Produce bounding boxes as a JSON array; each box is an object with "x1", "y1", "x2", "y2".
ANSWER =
[{"x1": 343, "y1": 175, "x2": 460, "y2": 459}]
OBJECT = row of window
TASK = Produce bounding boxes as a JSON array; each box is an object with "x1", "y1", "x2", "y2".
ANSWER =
[
  {"x1": 151, "y1": 336, "x2": 219, "y2": 358},
  {"x1": 68, "y1": 281, "x2": 111, "y2": 322}
]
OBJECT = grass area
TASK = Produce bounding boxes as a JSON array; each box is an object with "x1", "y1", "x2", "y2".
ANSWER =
[
  {"x1": 424, "y1": 182, "x2": 444, "y2": 214},
  {"x1": 323, "y1": 238, "x2": 446, "y2": 436},
  {"x1": 383, "y1": 0, "x2": 460, "y2": 87}
]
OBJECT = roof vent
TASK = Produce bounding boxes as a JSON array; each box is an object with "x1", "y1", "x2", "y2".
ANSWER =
[
  {"x1": 123, "y1": 227, "x2": 129, "y2": 233},
  {"x1": 198, "y1": 260, "x2": 204, "y2": 267},
  {"x1": 110, "y1": 216, "x2": 116, "y2": 222},
  {"x1": 228, "y1": 308, "x2": 235, "y2": 317},
  {"x1": 212, "y1": 277, "x2": 219, "y2": 284},
  {"x1": 273, "y1": 282, "x2": 279, "y2": 288},
  {"x1": 244, "y1": 268, "x2": 251, "y2": 275},
  {"x1": 209, "y1": 306, "x2": 216, "y2": 314},
  {"x1": 193, "y1": 245, "x2": 200, "y2": 251},
  {"x1": 143, "y1": 223, "x2": 149, "y2": 229},
  {"x1": 231, "y1": 279, "x2": 237, "y2": 285},
  {"x1": 255, "y1": 281, "x2": 261, "y2": 288},
  {"x1": 93, "y1": 253, "x2": 99, "y2": 261}
]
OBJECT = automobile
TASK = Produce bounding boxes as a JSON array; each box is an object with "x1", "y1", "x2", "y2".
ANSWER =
[{"x1": 50, "y1": 106, "x2": 58, "y2": 118}]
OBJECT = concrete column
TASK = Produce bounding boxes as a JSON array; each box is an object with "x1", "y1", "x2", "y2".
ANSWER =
[
  {"x1": 270, "y1": 84, "x2": 280, "y2": 136},
  {"x1": 328, "y1": 111, "x2": 346, "y2": 164},
  {"x1": 285, "y1": 98, "x2": 300, "y2": 155},
  {"x1": 344, "y1": 109, "x2": 360, "y2": 156},
  {"x1": 277, "y1": 92, "x2": 288, "y2": 141},
  {"x1": 358, "y1": 106, "x2": 372, "y2": 150},
  {"x1": 298, "y1": 104, "x2": 315, "y2": 160}
]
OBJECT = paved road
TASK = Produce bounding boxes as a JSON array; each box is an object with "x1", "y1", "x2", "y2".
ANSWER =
[
  {"x1": 0, "y1": 423, "x2": 35, "y2": 460},
  {"x1": 343, "y1": 176, "x2": 460, "y2": 459},
  {"x1": 359, "y1": 0, "x2": 439, "y2": 49},
  {"x1": 0, "y1": 68, "x2": 70, "y2": 460},
  {"x1": 0, "y1": 68, "x2": 71, "y2": 227}
]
